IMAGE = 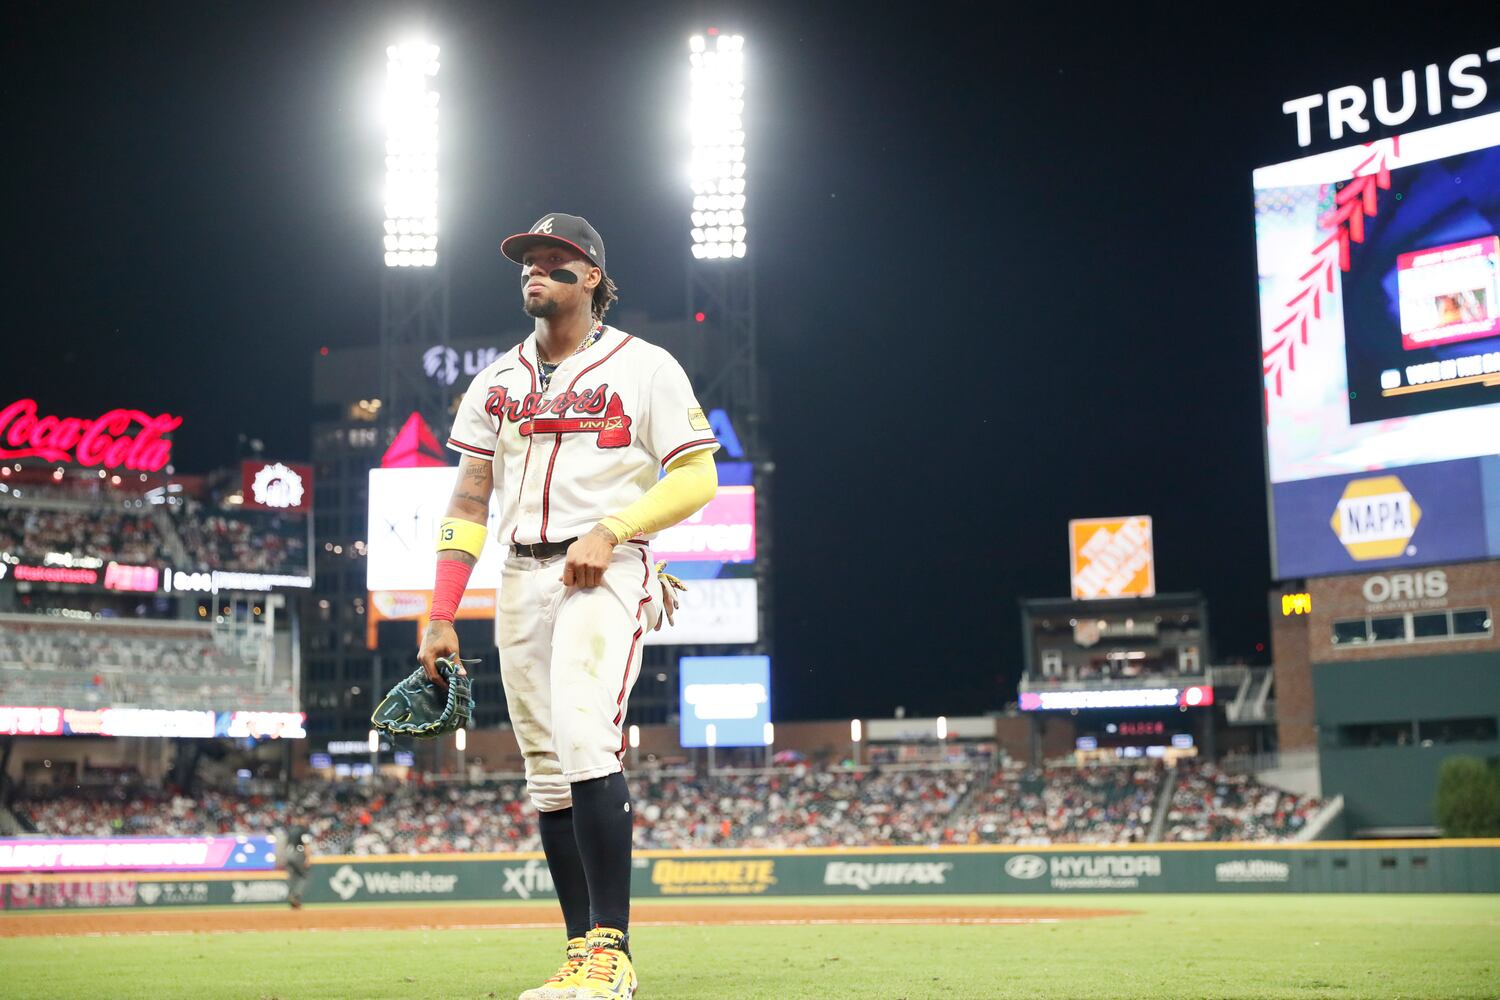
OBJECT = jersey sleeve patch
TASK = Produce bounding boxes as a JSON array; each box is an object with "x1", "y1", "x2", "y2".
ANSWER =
[{"x1": 687, "y1": 407, "x2": 710, "y2": 431}]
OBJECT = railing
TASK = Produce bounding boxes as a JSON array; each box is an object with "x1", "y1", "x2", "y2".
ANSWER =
[
  {"x1": 1147, "y1": 764, "x2": 1176, "y2": 842},
  {"x1": 0, "y1": 613, "x2": 212, "y2": 634},
  {"x1": 1018, "y1": 671, "x2": 1208, "y2": 692},
  {"x1": 1296, "y1": 794, "x2": 1344, "y2": 841},
  {"x1": 1211, "y1": 665, "x2": 1275, "y2": 724}
]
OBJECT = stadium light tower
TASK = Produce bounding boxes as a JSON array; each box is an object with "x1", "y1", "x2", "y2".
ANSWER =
[
  {"x1": 384, "y1": 42, "x2": 440, "y2": 268},
  {"x1": 685, "y1": 30, "x2": 759, "y2": 458},
  {"x1": 379, "y1": 39, "x2": 452, "y2": 444},
  {"x1": 689, "y1": 32, "x2": 747, "y2": 260}
]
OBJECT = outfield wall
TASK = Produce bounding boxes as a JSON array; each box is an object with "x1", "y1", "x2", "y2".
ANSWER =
[{"x1": 2, "y1": 842, "x2": 1496, "y2": 910}]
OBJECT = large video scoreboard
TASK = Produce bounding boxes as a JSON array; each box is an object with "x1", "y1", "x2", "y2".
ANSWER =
[{"x1": 1255, "y1": 111, "x2": 1500, "y2": 578}]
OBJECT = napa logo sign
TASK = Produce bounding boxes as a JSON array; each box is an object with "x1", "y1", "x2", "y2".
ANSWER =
[{"x1": 1330, "y1": 475, "x2": 1422, "y2": 561}]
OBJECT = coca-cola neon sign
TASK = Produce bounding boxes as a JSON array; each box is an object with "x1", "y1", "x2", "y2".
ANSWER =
[{"x1": 0, "y1": 398, "x2": 180, "y2": 471}]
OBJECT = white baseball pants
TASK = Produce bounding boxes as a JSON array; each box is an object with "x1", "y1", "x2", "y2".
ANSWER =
[{"x1": 496, "y1": 542, "x2": 660, "y2": 812}]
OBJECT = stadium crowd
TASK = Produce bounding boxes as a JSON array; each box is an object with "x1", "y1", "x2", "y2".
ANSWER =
[
  {"x1": 12, "y1": 760, "x2": 1321, "y2": 852},
  {"x1": 0, "y1": 506, "x2": 169, "y2": 565},
  {"x1": 170, "y1": 502, "x2": 308, "y2": 576},
  {"x1": 633, "y1": 767, "x2": 975, "y2": 849},
  {"x1": 1161, "y1": 761, "x2": 1319, "y2": 841},
  {"x1": 0, "y1": 488, "x2": 306, "y2": 578},
  {"x1": 0, "y1": 619, "x2": 291, "y2": 711},
  {"x1": 956, "y1": 761, "x2": 1160, "y2": 844}
]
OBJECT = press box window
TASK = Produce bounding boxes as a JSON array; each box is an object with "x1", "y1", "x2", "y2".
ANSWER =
[
  {"x1": 1416, "y1": 717, "x2": 1499, "y2": 744},
  {"x1": 1411, "y1": 612, "x2": 1449, "y2": 639},
  {"x1": 1371, "y1": 615, "x2": 1406, "y2": 642},
  {"x1": 1452, "y1": 609, "x2": 1493, "y2": 636},
  {"x1": 1338, "y1": 721, "x2": 1413, "y2": 748},
  {"x1": 1332, "y1": 619, "x2": 1369, "y2": 645}
]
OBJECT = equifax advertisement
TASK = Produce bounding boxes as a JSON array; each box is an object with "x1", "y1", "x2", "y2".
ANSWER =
[
  {"x1": 1255, "y1": 110, "x2": 1500, "y2": 577},
  {"x1": 0, "y1": 835, "x2": 278, "y2": 873}
]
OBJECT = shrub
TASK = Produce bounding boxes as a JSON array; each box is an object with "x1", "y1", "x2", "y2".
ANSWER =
[{"x1": 1434, "y1": 756, "x2": 1500, "y2": 837}]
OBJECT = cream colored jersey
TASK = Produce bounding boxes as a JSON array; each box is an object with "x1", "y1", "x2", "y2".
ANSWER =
[{"x1": 446, "y1": 325, "x2": 719, "y2": 547}]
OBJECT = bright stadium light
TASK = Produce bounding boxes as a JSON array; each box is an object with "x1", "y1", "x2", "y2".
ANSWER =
[
  {"x1": 384, "y1": 40, "x2": 440, "y2": 268},
  {"x1": 688, "y1": 31, "x2": 747, "y2": 261},
  {"x1": 455, "y1": 726, "x2": 467, "y2": 751}
]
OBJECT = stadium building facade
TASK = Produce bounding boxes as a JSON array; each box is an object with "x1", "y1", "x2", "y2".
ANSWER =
[
  {"x1": 1016, "y1": 592, "x2": 1226, "y2": 766},
  {"x1": 1271, "y1": 561, "x2": 1499, "y2": 835}
]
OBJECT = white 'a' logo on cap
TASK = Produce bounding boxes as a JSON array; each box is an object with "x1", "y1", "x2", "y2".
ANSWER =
[{"x1": 533, "y1": 217, "x2": 554, "y2": 234}]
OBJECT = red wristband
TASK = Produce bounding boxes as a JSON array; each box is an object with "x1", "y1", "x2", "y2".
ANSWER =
[{"x1": 429, "y1": 559, "x2": 474, "y2": 623}]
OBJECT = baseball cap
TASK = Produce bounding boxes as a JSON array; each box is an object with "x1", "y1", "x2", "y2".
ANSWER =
[{"x1": 501, "y1": 214, "x2": 606, "y2": 274}]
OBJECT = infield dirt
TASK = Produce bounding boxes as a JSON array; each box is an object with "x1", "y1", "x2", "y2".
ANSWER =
[{"x1": 0, "y1": 900, "x2": 1133, "y2": 937}]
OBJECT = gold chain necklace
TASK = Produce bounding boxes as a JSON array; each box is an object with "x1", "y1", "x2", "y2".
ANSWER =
[{"x1": 537, "y1": 321, "x2": 603, "y2": 391}]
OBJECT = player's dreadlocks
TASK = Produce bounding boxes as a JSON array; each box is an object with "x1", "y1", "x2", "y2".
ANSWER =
[{"x1": 592, "y1": 274, "x2": 618, "y2": 320}]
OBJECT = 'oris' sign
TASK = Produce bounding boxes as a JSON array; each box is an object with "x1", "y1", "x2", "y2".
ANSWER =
[
  {"x1": 1362, "y1": 570, "x2": 1449, "y2": 605},
  {"x1": 0, "y1": 399, "x2": 180, "y2": 471}
]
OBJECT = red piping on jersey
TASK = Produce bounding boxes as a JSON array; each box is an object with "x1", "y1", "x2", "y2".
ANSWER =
[
  {"x1": 446, "y1": 436, "x2": 495, "y2": 457},
  {"x1": 510, "y1": 349, "x2": 539, "y2": 544},
  {"x1": 539, "y1": 433, "x2": 562, "y2": 542},
  {"x1": 565, "y1": 333, "x2": 633, "y2": 392},
  {"x1": 613, "y1": 547, "x2": 653, "y2": 734},
  {"x1": 660, "y1": 437, "x2": 718, "y2": 468}
]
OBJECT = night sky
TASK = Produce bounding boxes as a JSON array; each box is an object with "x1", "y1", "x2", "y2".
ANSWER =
[{"x1": 3, "y1": 4, "x2": 1492, "y2": 721}]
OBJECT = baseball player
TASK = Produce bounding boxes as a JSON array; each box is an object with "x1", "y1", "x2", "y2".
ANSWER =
[
  {"x1": 280, "y1": 820, "x2": 312, "y2": 909},
  {"x1": 417, "y1": 213, "x2": 718, "y2": 1000}
]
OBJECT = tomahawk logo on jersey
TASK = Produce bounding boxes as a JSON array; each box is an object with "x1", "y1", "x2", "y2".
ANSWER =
[{"x1": 447, "y1": 325, "x2": 718, "y2": 547}]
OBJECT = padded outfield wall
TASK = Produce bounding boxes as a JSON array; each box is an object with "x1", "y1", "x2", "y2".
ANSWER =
[{"x1": 1, "y1": 842, "x2": 1496, "y2": 910}]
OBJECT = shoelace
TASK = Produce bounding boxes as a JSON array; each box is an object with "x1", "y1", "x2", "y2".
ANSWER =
[
  {"x1": 545, "y1": 953, "x2": 587, "y2": 984},
  {"x1": 583, "y1": 949, "x2": 622, "y2": 983}
]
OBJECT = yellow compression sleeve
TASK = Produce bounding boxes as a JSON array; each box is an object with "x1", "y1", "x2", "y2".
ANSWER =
[
  {"x1": 598, "y1": 448, "x2": 718, "y2": 543},
  {"x1": 436, "y1": 517, "x2": 488, "y2": 559}
]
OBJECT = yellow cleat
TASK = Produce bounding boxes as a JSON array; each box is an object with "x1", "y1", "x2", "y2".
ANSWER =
[
  {"x1": 573, "y1": 927, "x2": 638, "y2": 999},
  {"x1": 518, "y1": 936, "x2": 589, "y2": 1000}
]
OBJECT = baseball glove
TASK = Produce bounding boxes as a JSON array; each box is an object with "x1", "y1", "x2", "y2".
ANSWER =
[{"x1": 371, "y1": 656, "x2": 477, "y2": 739}]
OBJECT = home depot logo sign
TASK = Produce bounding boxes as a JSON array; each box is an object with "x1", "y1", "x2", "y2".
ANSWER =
[
  {"x1": 1069, "y1": 516, "x2": 1156, "y2": 600},
  {"x1": 1330, "y1": 475, "x2": 1421, "y2": 561}
]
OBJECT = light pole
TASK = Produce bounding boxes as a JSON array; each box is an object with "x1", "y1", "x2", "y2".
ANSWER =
[
  {"x1": 705, "y1": 723, "x2": 717, "y2": 774},
  {"x1": 367, "y1": 728, "x2": 379, "y2": 779},
  {"x1": 762, "y1": 721, "x2": 774, "y2": 769},
  {"x1": 455, "y1": 725, "x2": 466, "y2": 782},
  {"x1": 629, "y1": 724, "x2": 641, "y2": 769},
  {"x1": 850, "y1": 718, "x2": 862, "y2": 767}
]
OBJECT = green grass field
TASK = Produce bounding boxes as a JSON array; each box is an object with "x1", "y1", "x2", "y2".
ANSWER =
[{"x1": 4, "y1": 894, "x2": 1499, "y2": 999}]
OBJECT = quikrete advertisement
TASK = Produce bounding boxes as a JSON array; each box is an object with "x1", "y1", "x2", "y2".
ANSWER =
[{"x1": 647, "y1": 858, "x2": 777, "y2": 895}]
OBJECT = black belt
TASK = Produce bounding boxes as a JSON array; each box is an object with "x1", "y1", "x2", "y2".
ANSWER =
[{"x1": 511, "y1": 537, "x2": 576, "y2": 560}]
